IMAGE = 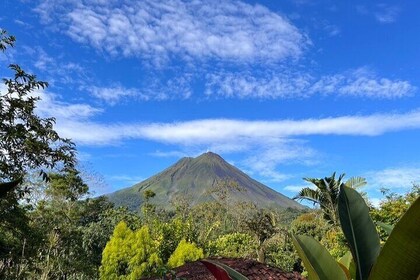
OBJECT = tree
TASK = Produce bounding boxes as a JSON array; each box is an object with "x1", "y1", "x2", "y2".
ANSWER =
[
  {"x1": 1, "y1": 28, "x2": 76, "y2": 184},
  {"x1": 0, "y1": 28, "x2": 78, "y2": 272},
  {"x1": 294, "y1": 173, "x2": 366, "y2": 225},
  {"x1": 100, "y1": 222, "x2": 163, "y2": 279},
  {"x1": 167, "y1": 239, "x2": 203, "y2": 269},
  {"x1": 242, "y1": 209, "x2": 277, "y2": 263}
]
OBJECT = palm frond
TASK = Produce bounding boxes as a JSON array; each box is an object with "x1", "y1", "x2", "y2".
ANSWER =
[
  {"x1": 294, "y1": 188, "x2": 321, "y2": 205},
  {"x1": 345, "y1": 176, "x2": 367, "y2": 188}
]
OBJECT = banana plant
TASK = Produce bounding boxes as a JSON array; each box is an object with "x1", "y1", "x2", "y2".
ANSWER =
[{"x1": 292, "y1": 185, "x2": 420, "y2": 280}]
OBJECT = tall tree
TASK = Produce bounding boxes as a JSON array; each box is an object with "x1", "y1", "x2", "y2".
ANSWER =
[{"x1": 0, "y1": 28, "x2": 78, "y2": 272}]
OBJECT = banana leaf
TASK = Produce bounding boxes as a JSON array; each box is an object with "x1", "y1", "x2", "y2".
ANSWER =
[
  {"x1": 338, "y1": 185, "x2": 380, "y2": 280},
  {"x1": 339, "y1": 251, "x2": 356, "y2": 280},
  {"x1": 292, "y1": 234, "x2": 347, "y2": 280},
  {"x1": 376, "y1": 221, "x2": 394, "y2": 235}
]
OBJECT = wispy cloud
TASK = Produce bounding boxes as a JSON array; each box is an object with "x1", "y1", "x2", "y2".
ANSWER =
[
  {"x1": 283, "y1": 183, "x2": 315, "y2": 193},
  {"x1": 312, "y1": 67, "x2": 415, "y2": 98},
  {"x1": 85, "y1": 85, "x2": 140, "y2": 105},
  {"x1": 49, "y1": 110, "x2": 420, "y2": 146},
  {"x1": 206, "y1": 67, "x2": 416, "y2": 99},
  {"x1": 21, "y1": 46, "x2": 89, "y2": 88},
  {"x1": 374, "y1": 4, "x2": 400, "y2": 24},
  {"x1": 35, "y1": 89, "x2": 102, "y2": 120},
  {"x1": 35, "y1": 0, "x2": 309, "y2": 64},
  {"x1": 365, "y1": 167, "x2": 420, "y2": 190},
  {"x1": 357, "y1": 4, "x2": 401, "y2": 24}
]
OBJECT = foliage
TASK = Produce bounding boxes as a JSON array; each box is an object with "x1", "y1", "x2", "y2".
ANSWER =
[
  {"x1": 167, "y1": 239, "x2": 203, "y2": 269},
  {"x1": 338, "y1": 185, "x2": 381, "y2": 280},
  {"x1": 294, "y1": 173, "x2": 366, "y2": 226},
  {"x1": 0, "y1": 62, "x2": 76, "y2": 182},
  {"x1": 208, "y1": 232, "x2": 256, "y2": 259},
  {"x1": 292, "y1": 235, "x2": 347, "y2": 280},
  {"x1": 242, "y1": 208, "x2": 277, "y2": 262},
  {"x1": 0, "y1": 28, "x2": 78, "y2": 277},
  {"x1": 291, "y1": 211, "x2": 347, "y2": 260},
  {"x1": 291, "y1": 184, "x2": 420, "y2": 280},
  {"x1": 368, "y1": 195, "x2": 420, "y2": 280},
  {"x1": 370, "y1": 185, "x2": 419, "y2": 239},
  {"x1": 100, "y1": 222, "x2": 163, "y2": 279},
  {"x1": 264, "y1": 232, "x2": 301, "y2": 272},
  {"x1": 154, "y1": 217, "x2": 198, "y2": 263},
  {"x1": 0, "y1": 29, "x2": 15, "y2": 51}
]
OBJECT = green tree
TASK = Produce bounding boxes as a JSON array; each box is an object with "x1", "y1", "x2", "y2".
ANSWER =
[
  {"x1": 1, "y1": 29, "x2": 75, "y2": 183},
  {"x1": 100, "y1": 222, "x2": 162, "y2": 279},
  {"x1": 0, "y1": 28, "x2": 77, "y2": 269},
  {"x1": 242, "y1": 209, "x2": 277, "y2": 263},
  {"x1": 208, "y1": 232, "x2": 256, "y2": 259},
  {"x1": 167, "y1": 239, "x2": 203, "y2": 269},
  {"x1": 294, "y1": 173, "x2": 366, "y2": 225}
]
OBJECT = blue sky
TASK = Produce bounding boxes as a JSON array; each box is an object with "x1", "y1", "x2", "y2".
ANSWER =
[{"x1": 1, "y1": 0, "x2": 420, "y2": 205}]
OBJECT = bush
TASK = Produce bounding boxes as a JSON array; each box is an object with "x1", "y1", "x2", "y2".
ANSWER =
[
  {"x1": 99, "y1": 222, "x2": 163, "y2": 279},
  {"x1": 167, "y1": 239, "x2": 203, "y2": 269},
  {"x1": 208, "y1": 232, "x2": 256, "y2": 258}
]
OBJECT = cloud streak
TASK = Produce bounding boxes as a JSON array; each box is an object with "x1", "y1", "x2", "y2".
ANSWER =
[
  {"x1": 365, "y1": 167, "x2": 420, "y2": 190},
  {"x1": 206, "y1": 68, "x2": 416, "y2": 99},
  {"x1": 47, "y1": 110, "x2": 420, "y2": 146}
]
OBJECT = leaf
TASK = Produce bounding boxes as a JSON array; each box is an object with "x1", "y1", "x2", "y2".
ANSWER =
[
  {"x1": 337, "y1": 263, "x2": 351, "y2": 280},
  {"x1": 201, "y1": 260, "x2": 248, "y2": 280},
  {"x1": 369, "y1": 196, "x2": 420, "y2": 280},
  {"x1": 292, "y1": 234, "x2": 347, "y2": 280},
  {"x1": 345, "y1": 177, "x2": 367, "y2": 189},
  {"x1": 376, "y1": 221, "x2": 394, "y2": 235},
  {"x1": 339, "y1": 251, "x2": 356, "y2": 280},
  {"x1": 338, "y1": 185, "x2": 381, "y2": 280},
  {"x1": 0, "y1": 179, "x2": 21, "y2": 198}
]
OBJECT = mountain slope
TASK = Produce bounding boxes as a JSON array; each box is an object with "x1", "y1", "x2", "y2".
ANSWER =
[{"x1": 107, "y1": 152, "x2": 304, "y2": 210}]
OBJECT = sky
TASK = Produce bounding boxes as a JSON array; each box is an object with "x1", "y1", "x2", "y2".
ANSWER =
[{"x1": 1, "y1": 0, "x2": 420, "y2": 205}]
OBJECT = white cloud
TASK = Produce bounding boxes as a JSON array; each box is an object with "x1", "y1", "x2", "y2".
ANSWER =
[
  {"x1": 375, "y1": 5, "x2": 400, "y2": 24},
  {"x1": 51, "y1": 110, "x2": 420, "y2": 146},
  {"x1": 149, "y1": 150, "x2": 190, "y2": 158},
  {"x1": 85, "y1": 85, "x2": 140, "y2": 105},
  {"x1": 312, "y1": 68, "x2": 415, "y2": 98},
  {"x1": 357, "y1": 4, "x2": 400, "y2": 24},
  {"x1": 365, "y1": 167, "x2": 420, "y2": 190},
  {"x1": 243, "y1": 140, "x2": 316, "y2": 182},
  {"x1": 205, "y1": 68, "x2": 416, "y2": 99},
  {"x1": 283, "y1": 183, "x2": 315, "y2": 192},
  {"x1": 35, "y1": 90, "x2": 102, "y2": 120},
  {"x1": 35, "y1": 0, "x2": 309, "y2": 64}
]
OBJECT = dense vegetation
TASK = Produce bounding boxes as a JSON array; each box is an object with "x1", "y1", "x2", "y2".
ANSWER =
[{"x1": 1, "y1": 29, "x2": 418, "y2": 279}]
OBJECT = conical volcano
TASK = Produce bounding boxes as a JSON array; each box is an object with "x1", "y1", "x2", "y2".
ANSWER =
[{"x1": 107, "y1": 152, "x2": 304, "y2": 210}]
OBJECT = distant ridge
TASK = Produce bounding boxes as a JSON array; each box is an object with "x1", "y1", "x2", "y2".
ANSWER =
[{"x1": 107, "y1": 152, "x2": 304, "y2": 210}]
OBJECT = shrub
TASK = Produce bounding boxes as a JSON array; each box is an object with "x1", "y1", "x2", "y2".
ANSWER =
[
  {"x1": 208, "y1": 232, "x2": 256, "y2": 258},
  {"x1": 167, "y1": 239, "x2": 204, "y2": 269}
]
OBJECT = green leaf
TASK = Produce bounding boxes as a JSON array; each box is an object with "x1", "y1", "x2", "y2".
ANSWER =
[
  {"x1": 376, "y1": 221, "x2": 394, "y2": 235},
  {"x1": 369, "y1": 196, "x2": 420, "y2": 280},
  {"x1": 345, "y1": 177, "x2": 367, "y2": 189},
  {"x1": 338, "y1": 185, "x2": 381, "y2": 280},
  {"x1": 201, "y1": 260, "x2": 249, "y2": 280},
  {"x1": 339, "y1": 251, "x2": 356, "y2": 280},
  {"x1": 292, "y1": 234, "x2": 347, "y2": 280}
]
